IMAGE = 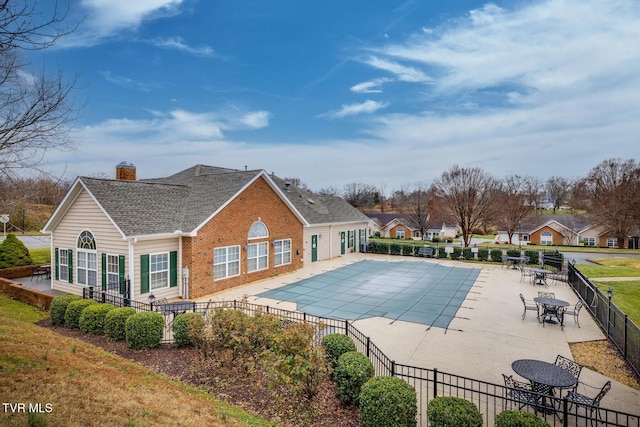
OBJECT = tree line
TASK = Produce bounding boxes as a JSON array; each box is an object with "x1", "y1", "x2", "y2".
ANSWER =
[{"x1": 321, "y1": 158, "x2": 640, "y2": 249}]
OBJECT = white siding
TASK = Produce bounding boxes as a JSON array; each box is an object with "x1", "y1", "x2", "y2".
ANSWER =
[
  {"x1": 303, "y1": 222, "x2": 368, "y2": 264},
  {"x1": 133, "y1": 238, "x2": 180, "y2": 302}
]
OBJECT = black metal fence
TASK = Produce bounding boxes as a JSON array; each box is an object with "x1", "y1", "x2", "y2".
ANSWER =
[
  {"x1": 568, "y1": 263, "x2": 640, "y2": 379},
  {"x1": 81, "y1": 287, "x2": 640, "y2": 427}
]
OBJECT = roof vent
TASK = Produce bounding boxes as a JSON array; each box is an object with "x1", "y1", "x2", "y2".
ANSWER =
[{"x1": 284, "y1": 182, "x2": 291, "y2": 192}]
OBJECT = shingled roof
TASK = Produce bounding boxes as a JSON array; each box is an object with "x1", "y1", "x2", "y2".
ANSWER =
[{"x1": 49, "y1": 164, "x2": 368, "y2": 238}]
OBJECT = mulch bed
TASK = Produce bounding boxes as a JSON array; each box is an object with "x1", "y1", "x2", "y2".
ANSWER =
[{"x1": 37, "y1": 319, "x2": 359, "y2": 427}]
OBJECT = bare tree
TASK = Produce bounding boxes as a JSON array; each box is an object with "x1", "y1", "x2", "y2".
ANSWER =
[
  {"x1": 431, "y1": 165, "x2": 500, "y2": 247},
  {"x1": 0, "y1": 0, "x2": 79, "y2": 180},
  {"x1": 495, "y1": 175, "x2": 535, "y2": 244},
  {"x1": 521, "y1": 176, "x2": 544, "y2": 213},
  {"x1": 397, "y1": 184, "x2": 432, "y2": 238},
  {"x1": 580, "y1": 158, "x2": 640, "y2": 249},
  {"x1": 342, "y1": 182, "x2": 379, "y2": 210},
  {"x1": 545, "y1": 176, "x2": 571, "y2": 212},
  {"x1": 317, "y1": 186, "x2": 340, "y2": 197}
]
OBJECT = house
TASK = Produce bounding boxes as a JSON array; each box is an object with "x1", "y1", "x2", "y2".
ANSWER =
[
  {"x1": 365, "y1": 213, "x2": 458, "y2": 240},
  {"x1": 41, "y1": 163, "x2": 369, "y2": 301}
]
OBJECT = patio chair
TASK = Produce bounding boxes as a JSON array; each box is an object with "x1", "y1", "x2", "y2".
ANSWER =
[
  {"x1": 563, "y1": 301, "x2": 584, "y2": 328},
  {"x1": 538, "y1": 291, "x2": 555, "y2": 299},
  {"x1": 503, "y1": 374, "x2": 542, "y2": 412},
  {"x1": 519, "y1": 266, "x2": 534, "y2": 284},
  {"x1": 565, "y1": 380, "x2": 611, "y2": 426},
  {"x1": 554, "y1": 355, "x2": 582, "y2": 391},
  {"x1": 520, "y1": 293, "x2": 539, "y2": 321}
]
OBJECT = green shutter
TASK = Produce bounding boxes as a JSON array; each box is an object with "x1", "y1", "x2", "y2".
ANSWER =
[
  {"x1": 169, "y1": 251, "x2": 178, "y2": 288},
  {"x1": 55, "y1": 248, "x2": 59, "y2": 280},
  {"x1": 140, "y1": 254, "x2": 149, "y2": 294},
  {"x1": 67, "y1": 250, "x2": 73, "y2": 283},
  {"x1": 118, "y1": 255, "x2": 126, "y2": 294},
  {"x1": 101, "y1": 253, "x2": 107, "y2": 291}
]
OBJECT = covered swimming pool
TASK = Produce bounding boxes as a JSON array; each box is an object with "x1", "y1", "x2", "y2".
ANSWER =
[{"x1": 258, "y1": 259, "x2": 480, "y2": 328}]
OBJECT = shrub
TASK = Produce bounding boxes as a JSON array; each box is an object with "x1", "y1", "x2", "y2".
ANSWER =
[
  {"x1": 104, "y1": 307, "x2": 136, "y2": 341},
  {"x1": 477, "y1": 247, "x2": 489, "y2": 261},
  {"x1": 0, "y1": 233, "x2": 32, "y2": 268},
  {"x1": 524, "y1": 250, "x2": 539, "y2": 265},
  {"x1": 64, "y1": 299, "x2": 98, "y2": 329},
  {"x1": 50, "y1": 294, "x2": 82, "y2": 325},
  {"x1": 402, "y1": 245, "x2": 413, "y2": 256},
  {"x1": 172, "y1": 312, "x2": 205, "y2": 348},
  {"x1": 334, "y1": 351, "x2": 374, "y2": 405},
  {"x1": 359, "y1": 376, "x2": 417, "y2": 427},
  {"x1": 79, "y1": 303, "x2": 115, "y2": 335},
  {"x1": 451, "y1": 247, "x2": 462, "y2": 260},
  {"x1": 125, "y1": 311, "x2": 165, "y2": 349},
  {"x1": 437, "y1": 246, "x2": 446, "y2": 259},
  {"x1": 321, "y1": 333, "x2": 357, "y2": 370},
  {"x1": 462, "y1": 248, "x2": 473, "y2": 260},
  {"x1": 427, "y1": 396, "x2": 482, "y2": 427},
  {"x1": 506, "y1": 249, "x2": 521, "y2": 258},
  {"x1": 495, "y1": 410, "x2": 550, "y2": 427},
  {"x1": 491, "y1": 249, "x2": 504, "y2": 262},
  {"x1": 390, "y1": 243, "x2": 402, "y2": 255},
  {"x1": 376, "y1": 242, "x2": 389, "y2": 254}
]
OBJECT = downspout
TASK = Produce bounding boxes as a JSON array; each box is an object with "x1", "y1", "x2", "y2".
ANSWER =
[
  {"x1": 128, "y1": 238, "x2": 136, "y2": 301},
  {"x1": 329, "y1": 224, "x2": 333, "y2": 259}
]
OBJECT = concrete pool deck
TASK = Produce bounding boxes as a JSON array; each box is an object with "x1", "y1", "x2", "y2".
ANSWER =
[{"x1": 202, "y1": 252, "x2": 640, "y2": 415}]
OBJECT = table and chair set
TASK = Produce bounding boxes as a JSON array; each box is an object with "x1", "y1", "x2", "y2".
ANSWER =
[
  {"x1": 504, "y1": 355, "x2": 612, "y2": 423},
  {"x1": 519, "y1": 291, "x2": 583, "y2": 330}
]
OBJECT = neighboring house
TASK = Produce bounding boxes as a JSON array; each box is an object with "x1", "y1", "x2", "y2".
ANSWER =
[
  {"x1": 42, "y1": 163, "x2": 369, "y2": 301},
  {"x1": 365, "y1": 213, "x2": 458, "y2": 240}
]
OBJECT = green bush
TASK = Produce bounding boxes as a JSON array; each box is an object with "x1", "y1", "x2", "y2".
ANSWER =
[
  {"x1": 451, "y1": 246, "x2": 462, "y2": 260},
  {"x1": 321, "y1": 333, "x2": 357, "y2": 370},
  {"x1": 104, "y1": 307, "x2": 136, "y2": 341},
  {"x1": 359, "y1": 376, "x2": 417, "y2": 427},
  {"x1": 50, "y1": 294, "x2": 82, "y2": 325},
  {"x1": 79, "y1": 303, "x2": 115, "y2": 335},
  {"x1": 125, "y1": 311, "x2": 165, "y2": 349},
  {"x1": 463, "y1": 248, "x2": 473, "y2": 260},
  {"x1": 64, "y1": 299, "x2": 98, "y2": 329},
  {"x1": 427, "y1": 396, "x2": 483, "y2": 427},
  {"x1": 402, "y1": 245, "x2": 413, "y2": 256},
  {"x1": 495, "y1": 410, "x2": 550, "y2": 427},
  {"x1": 376, "y1": 242, "x2": 389, "y2": 254},
  {"x1": 0, "y1": 233, "x2": 32, "y2": 268},
  {"x1": 506, "y1": 249, "x2": 521, "y2": 258},
  {"x1": 437, "y1": 246, "x2": 446, "y2": 259},
  {"x1": 524, "y1": 250, "x2": 539, "y2": 265},
  {"x1": 477, "y1": 247, "x2": 489, "y2": 261},
  {"x1": 491, "y1": 249, "x2": 504, "y2": 262},
  {"x1": 334, "y1": 351, "x2": 374, "y2": 405},
  {"x1": 390, "y1": 243, "x2": 402, "y2": 255},
  {"x1": 172, "y1": 312, "x2": 205, "y2": 347}
]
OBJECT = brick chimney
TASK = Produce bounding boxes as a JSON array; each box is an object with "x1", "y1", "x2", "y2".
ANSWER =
[{"x1": 116, "y1": 161, "x2": 136, "y2": 181}]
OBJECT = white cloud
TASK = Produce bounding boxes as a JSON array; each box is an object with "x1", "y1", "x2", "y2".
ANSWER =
[
  {"x1": 363, "y1": 56, "x2": 431, "y2": 83},
  {"x1": 350, "y1": 78, "x2": 392, "y2": 94},
  {"x1": 150, "y1": 36, "x2": 215, "y2": 56},
  {"x1": 322, "y1": 100, "x2": 389, "y2": 119},
  {"x1": 63, "y1": 0, "x2": 185, "y2": 46}
]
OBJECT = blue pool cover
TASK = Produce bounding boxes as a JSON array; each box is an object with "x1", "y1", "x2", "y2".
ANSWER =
[{"x1": 258, "y1": 260, "x2": 480, "y2": 329}]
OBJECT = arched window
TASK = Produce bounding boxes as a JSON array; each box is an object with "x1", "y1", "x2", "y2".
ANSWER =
[
  {"x1": 540, "y1": 231, "x2": 553, "y2": 246},
  {"x1": 77, "y1": 230, "x2": 97, "y2": 286},
  {"x1": 248, "y1": 221, "x2": 268, "y2": 239}
]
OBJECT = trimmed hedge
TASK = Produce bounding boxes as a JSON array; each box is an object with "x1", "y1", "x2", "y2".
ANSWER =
[
  {"x1": 321, "y1": 333, "x2": 357, "y2": 370},
  {"x1": 359, "y1": 376, "x2": 417, "y2": 427},
  {"x1": 491, "y1": 249, "x2": 504, "y2": 262},
  {"x1": 334, "y1": 351, "x2": 375, "y2": 405},
  {"x1": 462, "y1": 247, "x2": 473, "y2": 260},
  {"x1": 64, "y1": 299, "x2": 98, "y2": 329},
  {"x1": 50, "y1": 294, "x2": 82, "y2": 325},
  {"x1": 0, "y1": 233, "x2": 32, "y2": 268},
  {"x1": 104, "y1": 307, "x2": 136, "y2": 341},
  {"x1": 389, "y1": 243, "x2": 402, "y2": 255},
  {"x1": 495, "y1": 410, "x2": 550, "y2": 427},
  {"x1": 451, "y1": 247, "x2": 462, "y2": 260},
  {"x1": 79, "y1": 303, "x2": 115, "y2": 335},
  {"x1": 437, "y1": 246, "x2": 446, "y2": 259},
  {"x1": 524, "y1": 250, "x2": 539, "y2": 265},
  {"x1": 427, "y1": 396, "x2": 482, "y2": 427},
  {"x1": 172, "y1": 312, "x2": 205, "y2": 348},
  {"x1": 125, "y1": 311, "x2": 165, "y2": 349},
  {"x1": 477, "y1": 247, "x2": 489, "y2": 261}
]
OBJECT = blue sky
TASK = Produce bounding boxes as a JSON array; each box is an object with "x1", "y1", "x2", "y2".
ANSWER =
[{"x1": 37, "y1": 0, "x2": 640, "y2": 192}]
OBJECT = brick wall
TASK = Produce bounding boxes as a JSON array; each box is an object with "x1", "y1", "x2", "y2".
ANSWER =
[
  {"x1": 184, "y1": 176, "x2": 304, "y2": 299},
  {"x1": 0, "y1": 278, "x2": 54, "y2": 310}
]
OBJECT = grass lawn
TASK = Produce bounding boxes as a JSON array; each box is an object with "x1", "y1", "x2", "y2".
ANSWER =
[
  {"x1": 29, "y1": 247, "x2": 50, "y2": 265},
  {"x1": 0, "y1": 295, "x2": 277, "y2": 427}
]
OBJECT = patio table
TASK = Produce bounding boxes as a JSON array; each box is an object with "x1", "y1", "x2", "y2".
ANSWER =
[
  {"x1": 512, "y1": 359, "x2": 577, "y2": 413},
  {"x1": 530, "y1": 268, "x2": 552, "y2": 286},
  {"x1": 534, "y1": 297, "x2": 569, "y2": 327},
  {"x1": 507, "y1": 256, "x2": 527, "y2": 269}
]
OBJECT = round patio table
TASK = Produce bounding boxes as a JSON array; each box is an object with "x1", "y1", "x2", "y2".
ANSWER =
[{"x1": 512, "y1": 359, "x2": 576, "y2": 389}]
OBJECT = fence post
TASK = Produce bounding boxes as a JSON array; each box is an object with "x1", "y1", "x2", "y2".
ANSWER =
[
  {"x1": 391, "y1": 360, "x2": 395, "y2": 377},
  {"x1": 366, "y1": 336, "x2": 370, "y2": 358},
  {"x1": 345, "y1": 319, "x2": 349, "y2": 336},
  {"x1": 88, "y1": 286, "x2": 94, "y2": 299},
  {"x1": 624, "y1": 315, "x2": 628, "y2": 358},
  {"x1": 433, "y1": 368, "x2": 438, "y2": 397},
  {"x1": 562, "y1": 397, "x2": 568, "y2": 427}
]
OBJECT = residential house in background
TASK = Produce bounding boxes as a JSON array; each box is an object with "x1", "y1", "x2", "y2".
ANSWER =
[
  {"x1": 42, "y1": 163, "x2": 369, "y2": 302},
  {"x1": 366, "y1": 213, "x2": 459, "y2": 240}
]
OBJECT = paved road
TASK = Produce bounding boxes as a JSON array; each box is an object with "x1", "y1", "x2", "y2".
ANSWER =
[{"x1": 0, "y1": 235, "x2": 51, "y2": 249}]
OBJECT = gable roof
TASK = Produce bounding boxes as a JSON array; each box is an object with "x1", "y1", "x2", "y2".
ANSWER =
[{"x1": 43, "y1": 164, "x2": 368, "y2": 238}]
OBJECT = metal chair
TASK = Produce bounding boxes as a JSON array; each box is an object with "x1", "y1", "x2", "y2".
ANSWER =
[
  {"x1": 538, "y1": 291, "x2": 555, "y2": 299},
  {"x1": 565, "y1": 380, "x2": 612, "y2": 426},
  {"x1": 520, "y1": 266, "x2": 534, "y2": 284},
  {"x1": 563, "y1": 301, "x2": 584, "y2": 328},
  {"x1": 555, "y1": 355, "x2": 582, "y2": 391},
  {"x1": 520, "y1": 293, "x2": 539, "y2": 321},
  {"x1": 502, "y1": 374, "x2": 542, "y2": 412}
]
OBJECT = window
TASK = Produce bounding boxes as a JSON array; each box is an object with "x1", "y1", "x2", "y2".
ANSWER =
[
  {"x1": 214, "y1": 246, "x2": 240, "y2": 279},
  {"x1": 150, "y1": 253, "x2": 169, "y2": 290},
  {"x1": 247, "y1": 242, "x2": 268, "y2": 272},
  {"x1": 106, "y1": 254, "x2": 120, "y2": 291},
  {"x1": 77, "y1": 231, "x2": 97, "y2": 286},
  {"x1": 396, "y1": 228, "x2": 405, "y2": 239},
  {"x1": 248, "y1": 221, "x2": 269, "y2": 239},
  {"x1": 583, "y1": 237, "x2": 595, "y2": 246},
  {"x1": 607, "y1": 237, "x2": 618, "y2": 248},
  {"x1": 540, "y1": 231, "x2": 553, "y2": 246},
  {"x1": 274, "y1": 239, "x2": 291, "y2": 266},
  {"x1": 59, "y1": 249, "x2": 69, "y2": 282}
]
